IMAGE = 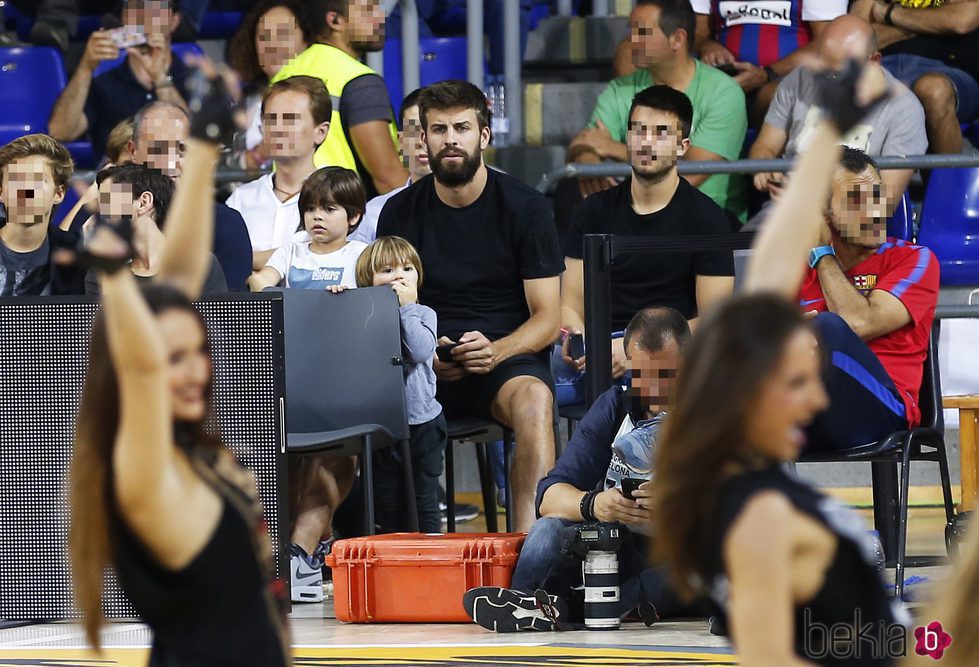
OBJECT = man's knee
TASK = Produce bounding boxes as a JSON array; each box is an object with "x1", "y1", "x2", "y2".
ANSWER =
[
  {"x1": 913, "y1": 73, "x2": 957, "y2": 114},
  {"x1": 512, "y1": 378, "x2": 555, "y2": 415},
  {"x1": 812, "y1": 311, "x2": 852, "y2": 344},
  {"x1": 525, "y1": 516, "x2": 575, "y2": 550}
]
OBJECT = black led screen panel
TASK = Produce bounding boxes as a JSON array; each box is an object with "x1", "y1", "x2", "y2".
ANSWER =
[{"x1": 0, "y1": 294, "x2": 286, "y2": 619}]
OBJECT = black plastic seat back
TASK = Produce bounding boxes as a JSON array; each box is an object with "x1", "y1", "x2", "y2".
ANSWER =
[{"x1": 276, "y1": 286, "x2": 409, "y2": 442}]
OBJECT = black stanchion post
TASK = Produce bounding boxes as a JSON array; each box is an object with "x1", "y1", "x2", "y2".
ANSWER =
[{"x1": 583, "y1": 234, "x2": 614, "y2": 408}]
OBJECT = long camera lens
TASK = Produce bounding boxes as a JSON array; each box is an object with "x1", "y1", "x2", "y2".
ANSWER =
[{"x1": 582, "y1": 551, "x2": 620, "y2": 629}]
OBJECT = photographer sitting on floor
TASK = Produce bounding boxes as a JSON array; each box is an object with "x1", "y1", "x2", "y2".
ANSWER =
[{"x1": 464, "y1": 307, "x2": 696, "y2": 631}]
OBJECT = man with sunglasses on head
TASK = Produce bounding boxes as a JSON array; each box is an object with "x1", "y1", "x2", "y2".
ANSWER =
[{"x1": 799, "y1": 147, "x2": 939, "y2": 452}]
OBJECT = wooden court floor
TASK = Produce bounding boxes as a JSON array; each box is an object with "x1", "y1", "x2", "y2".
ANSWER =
[{"x1": 0, "y1": 506, "x2": 953, "y2": 666}]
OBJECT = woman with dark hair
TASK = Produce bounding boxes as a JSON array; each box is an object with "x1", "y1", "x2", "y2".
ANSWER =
[
  {"x1": 68, "y1": 69, "x2": 290, "y2": 666},
  {"x1": 227, "y1": 0, "x2": 312, "y2": 169},
  {"x1": 651, "y1": 58, "x2": 904, "y2": 666}
]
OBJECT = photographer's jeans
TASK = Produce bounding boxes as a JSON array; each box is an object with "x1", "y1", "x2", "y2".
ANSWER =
[{"x1": 512, "y1": 517, "x2": 682, "y2": 620}]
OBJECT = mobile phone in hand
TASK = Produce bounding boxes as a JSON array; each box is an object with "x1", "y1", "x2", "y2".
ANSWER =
[
  {"x1": 568, "y1": 333, "x2": 585, "y2": 359},
  {"x1": 621, "y1": 477, "x2": 646, "y2": 501},
  {"x1": 436, "y1": 342, "x2": 459, "y2": 363},
  {"x1": 716, "y1": 63, "x2": 738, "y2": 76},
  {"x1": 107, "y1": 25, "x2": 147, "y2": 49}
]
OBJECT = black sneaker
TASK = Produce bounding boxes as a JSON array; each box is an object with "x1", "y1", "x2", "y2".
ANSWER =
[
  {"x1": 463, "y1": 586, "x2": 568, "y2": 632},
  {"x1": 439, "y1": 500, "x2": 480, "y2": 524}
]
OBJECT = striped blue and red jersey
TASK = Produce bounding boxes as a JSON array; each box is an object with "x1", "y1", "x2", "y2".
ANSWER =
[
  {"x1": 798, "y1": 239, "x2": 940, "y2": 427},
  {"x1": 692, "y1": 0, "x2": 847, "y2": 67}
]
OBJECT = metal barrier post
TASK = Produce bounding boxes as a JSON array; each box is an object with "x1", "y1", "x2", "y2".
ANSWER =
[
  {"x1": 468, "y1": 0, "x2": 484, "y2": 91},
  {"x1": 583, "y1": 234, "x2": 614, "y2": 407},
  {"x1": 401, "y1": 0, "x2": 420, "y2": 95},
  {"x1": 504, "y1": 0, "x2": 522, "y2": 144}
]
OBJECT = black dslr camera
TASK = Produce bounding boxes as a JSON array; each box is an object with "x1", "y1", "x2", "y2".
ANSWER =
[{"x1": 568, "y1": 522, "x2": 625, "y2": 557}]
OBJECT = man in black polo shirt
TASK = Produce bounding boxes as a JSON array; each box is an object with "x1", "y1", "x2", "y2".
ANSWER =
[
  {"x1": 377, "y1": 80, "x2": 565, "y2": 532},
  {"x1": 48, "y1": 0, "x2": 190, "y2": 161},
  {"x1": 556, "y1": 85, "x2": 734, "y2": 405}
]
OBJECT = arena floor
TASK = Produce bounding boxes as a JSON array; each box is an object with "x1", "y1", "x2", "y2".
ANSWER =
[{"x1": 0, "y1": 506, "x2": 951, "y2": 667}]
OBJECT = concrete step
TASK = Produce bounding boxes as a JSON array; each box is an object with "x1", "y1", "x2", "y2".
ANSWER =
[
  {"x1": 525, "y1": 15, "x2": 629, "y2": 65},
  {"x1": 523, "y1": 80, "x2": 606, "y2": 146},
  {"x1": 485, "y1": 144, "x2": 567, "y2": 191}
]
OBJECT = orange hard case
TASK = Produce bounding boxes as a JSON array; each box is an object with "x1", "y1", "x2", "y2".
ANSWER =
[{"x1": 325, "y1": 532, "x2": 526, "y2": 623}]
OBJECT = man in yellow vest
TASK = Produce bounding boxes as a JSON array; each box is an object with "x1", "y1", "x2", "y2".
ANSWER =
[{"x1": 273, "y1": 0, "x2": 407, "y2": 198}]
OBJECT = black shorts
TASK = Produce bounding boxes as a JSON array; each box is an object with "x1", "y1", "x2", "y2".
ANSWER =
[{"x1": 437, "y1": 351, "x2": 553, "y2": 421}]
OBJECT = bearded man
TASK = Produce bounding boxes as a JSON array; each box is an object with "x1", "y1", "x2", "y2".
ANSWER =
[{"x1": 376, "y1": 80, "x2": 564, "y2": 532}]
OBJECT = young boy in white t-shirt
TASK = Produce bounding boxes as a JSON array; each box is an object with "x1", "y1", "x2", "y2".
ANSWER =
[{"x1": 247, "y1": 166, "x2": 367, "y2": 291}]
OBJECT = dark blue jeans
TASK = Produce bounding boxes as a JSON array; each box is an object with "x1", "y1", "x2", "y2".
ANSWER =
[
  {"x1": 374, "y1": 413, "x2": 447, "y2": 533},
  {"x1": 511, "y1": 517, "x2": 686, "y2": 621},
  {"x1": 806, "y1": 313, "x2": 908, "y2": 451}
]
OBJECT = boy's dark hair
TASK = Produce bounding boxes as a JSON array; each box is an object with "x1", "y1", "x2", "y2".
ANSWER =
[
  {"x1": 635, "y1": 0, "x2": 695, "y2": 49},
  {"x1": 298, "y1": 166, "x2": 366, "y2": 233},
  {"x1": 624, "y1": 306, "x2": 691, "y2": 354},
  {"x1": 629, "y1": 85, "x2": 694, "y2": 140},
  {"x1": 417, "y1": 80, "x2": 490, "y2": 131},
  {"x1": 262, "y1": 76, "x2": 333, "y2": 143},
  {"x1": 399, "y1": 88, "x2": 424, "y2": 130},
  {"x1": 840, "y1": 146, "x2": 880, "y2": 176},
  {"x1": 96, "y1": 163, "x2": 175, "y2": 228},
  {"x1": 0, "y1": 133, "x2": 74, "y2": 192}
]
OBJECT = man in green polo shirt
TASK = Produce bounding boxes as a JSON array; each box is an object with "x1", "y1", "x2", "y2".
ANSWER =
[{"x1": 568, "y1": 0, "x2": 747, "y2": 222}]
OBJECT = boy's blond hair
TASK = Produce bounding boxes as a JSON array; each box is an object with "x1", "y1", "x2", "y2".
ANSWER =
[
  {"x1": 0, "y1": 133, "x2": 74, "y2": 191},
  {"x1": 356, "y1": 236, "x2": 424, "y2": 289}
]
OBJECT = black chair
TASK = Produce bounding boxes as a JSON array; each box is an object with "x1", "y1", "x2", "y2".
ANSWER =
[
  {"x1": 558, "y1": 403, "x2": 588, "y2": 439},
  {"x1": 798, "y1": 321, "x2": 956, "y2": 597},
  {"x1": 443, "y1": 418, "x2": 514, "y2": 533},
  {"x1": 276, "y1": 286, "x2": 417, "y2": 536}
]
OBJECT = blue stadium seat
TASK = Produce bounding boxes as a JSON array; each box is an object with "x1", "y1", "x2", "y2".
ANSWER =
[
  {"x1": 65, "y1": 141, "x2": 96, "y2": 169},
  {"x1": 382, "y1": 37, "x2": 470, "y2": 111},
  {"x1": 887, "y1": 190, "x2": 912, "y2": 241},
  {"x1": 0, "y1": 47, "x2": 66, "y2": 145},
  {"x1": 199, "y1": 12, "x2": 243, "y2": 39},
  {"x1": 92, "y1": 41, "x2": 204, "y2": 78},
  {"x1": 917, "y1": 168, "x2": 979, "y2": 286}
]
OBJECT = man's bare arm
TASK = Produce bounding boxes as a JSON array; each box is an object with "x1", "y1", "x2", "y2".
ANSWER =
[
  {"x1": 349, "y1": 120, "x2": 408, "y2": 194},
  {"x1": 49, "y1": 30, "x2": 121, "y2": 140},
  {"x1": 815, "y1": 258, "x2": 912, "y2": 340},
  {"x1": 683, "y1": 145, "x2": 726, "y2": 187},
  {"x1": 883, "y1": 1, "x2": 979, "y2": 35}
]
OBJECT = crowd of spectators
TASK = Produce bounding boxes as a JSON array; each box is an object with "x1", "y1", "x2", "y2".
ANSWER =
[{"x1": 0, "y1": 0, "x2": 972, "y2": 625}]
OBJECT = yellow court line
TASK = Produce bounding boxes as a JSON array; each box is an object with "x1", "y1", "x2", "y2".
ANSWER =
[{"x1": 0, "y1": 645, "x2": 738, "y2": 666}]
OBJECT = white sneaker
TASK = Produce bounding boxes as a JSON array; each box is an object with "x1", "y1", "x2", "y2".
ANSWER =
[{"x1": 290, "y1": 543, "x2": 324, "y2": 603}]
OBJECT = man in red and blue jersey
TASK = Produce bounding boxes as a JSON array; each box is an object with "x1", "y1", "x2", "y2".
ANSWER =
[
  {"x1": 693, "y1": 0, "x2": 847, "y2": 121},
  {"x1": 798, "y1": 147, "x2": 938, "y2": 450}
]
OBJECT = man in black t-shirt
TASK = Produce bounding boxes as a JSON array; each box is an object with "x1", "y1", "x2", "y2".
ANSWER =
[
  {"x1": 855, "y1": 0, "x2": 979, "y2": 154},
  {"x1": 556, "y1": 85, "x2": 734, "y2": 405},
  {"x1": 377, "y1": 81, "x2": 565, "y2": 532}
]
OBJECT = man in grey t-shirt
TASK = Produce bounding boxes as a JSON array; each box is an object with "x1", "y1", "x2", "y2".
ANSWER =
[{"x1": 748, "y1": 15, "x2": 926, "y2": 218}]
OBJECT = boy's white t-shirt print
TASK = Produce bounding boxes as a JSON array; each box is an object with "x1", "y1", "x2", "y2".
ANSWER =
[{"x1": 266, "y1": 240, "x2": 368, "y2": 290}]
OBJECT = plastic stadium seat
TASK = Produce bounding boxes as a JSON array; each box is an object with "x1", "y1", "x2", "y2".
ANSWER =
[
  {"x1": 92, "y1": 42, "x2": 204, "y2": 78},
  {"x1": 0, "y1": 47, "x2": 66, "y2": 145},
  {"x1": 917, "y1": 167, "x2": 979, "y2": 286},
  {"x1": 199, "y1": 12, "x2": 243, "y2": 39},
  {"x1": 887, "y1": 190, "x2": 912, "y2": 241},
  {"x1": 382, "y1": 37, "x2": 469, "y2": 111},
  {"x1": 65, "y1": 141, "x2": 96, "y2": 169}
]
